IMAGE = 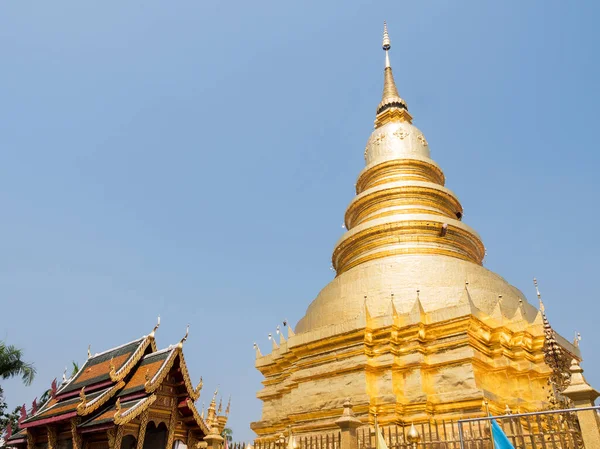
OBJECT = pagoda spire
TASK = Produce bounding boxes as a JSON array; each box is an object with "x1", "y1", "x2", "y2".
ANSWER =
[
  {"x1": 376, "y1": 22, "x2": 410, "y2": 125},
  {"x1": 381, "y1": 22, "x2": 399, "y2": 100}
]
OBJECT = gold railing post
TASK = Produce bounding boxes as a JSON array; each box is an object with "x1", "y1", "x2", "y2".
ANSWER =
[
  {"x1": 562, "y1": 359, "x2": 600, "y2": 449},
  {"x1": 335, "y1": 399, "x2": 362, "y2": 449}
]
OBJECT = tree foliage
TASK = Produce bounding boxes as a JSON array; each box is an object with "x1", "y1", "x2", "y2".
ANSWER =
[{"x1": 0, "y1": 342, "x2": 35, "y2": 386}]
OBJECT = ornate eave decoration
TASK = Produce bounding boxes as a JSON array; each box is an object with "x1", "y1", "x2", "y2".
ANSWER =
[
  {"x1": 113, "y1": 395, "x2": 157, "y2": 426},
  {"x1": 76, "y1": 381, "x2": 125, "y2": 416}
]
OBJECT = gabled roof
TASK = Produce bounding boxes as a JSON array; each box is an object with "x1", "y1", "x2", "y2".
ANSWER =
[
  {"x1": 12, "y1": 323, "x2": 217, "y2": 440},
  {"x1": 57, "y1": 335, "x2": 156, "y2": 396},
  {"x1": 118, "y1": 345, "x2": 202, "y2": 401}
]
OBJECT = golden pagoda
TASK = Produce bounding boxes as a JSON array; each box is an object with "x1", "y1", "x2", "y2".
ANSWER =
[{"x1": 251, "y1": 23, "x2": 579, "y2": 438}]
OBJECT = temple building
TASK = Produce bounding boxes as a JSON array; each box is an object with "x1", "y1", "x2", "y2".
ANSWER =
[
  {"x1": 251, "y1": 24, "x2": 581, "y2": 439},
  {"x1": 6, "y1": 322, "x2": 229, "y2": 449}
]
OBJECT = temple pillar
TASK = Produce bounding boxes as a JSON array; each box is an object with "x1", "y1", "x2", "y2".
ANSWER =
[
  {"x1": 562, "y1": 359, "x2": 600, "y2": 449},
  {"x1": 335, "y1": 399, "x2": 362, "y2": 449},
  {"x1": 46, "y1": 427, "x2": 57, "y2": 449}
]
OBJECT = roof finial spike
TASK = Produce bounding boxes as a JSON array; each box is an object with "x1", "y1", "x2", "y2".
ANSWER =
[
  {"x1": 87, "y1": 344, "x2": 91, "y2": 359},
  {"x1": 178, "y1": 324, "x2": 189, "y2": 348},
  {"x1": 150, "y1": 316, "x2": 161, "y2": 337},
  {"x1": 382, "y1": 21, "x2": 391, "y2": 68},
  {"x1": 533, "y1": 278, "x2": 545, "y2": 312},
  {"x1": 574, "y1": 332, "x2": 582, "y2": 347}
]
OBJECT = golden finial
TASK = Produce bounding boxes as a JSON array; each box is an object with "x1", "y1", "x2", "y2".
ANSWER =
[
  {"x1": 178, "y1": 324, "x2": 189, "y2": 348},
  {"x1": 376, "y1": 21, "x2": 407, "y2": 121},
  {"x1": 213, "y1": 387, "x2": 219, "y2": 401},
  {"x1": 87, "y1": 345, "x2": 91, "y2": 359},
  {"x1": 194, "y1": 376, "x2": 203, "y2": 397},
  {"x1": 109, "y1": 357, "x2": 116, "y2": 378},
  {"x1": 533, "y1": 278, "x2": 545, "y2": 312},
  {"x1": 382, "y1": 21, "x2": 390, "y2": 50},
  {"x1": 406, "y1": 423, "x2": 421, "y2": 445},
  {"x1": 115, "y1": 398, "x2": 121, "y2": 416},
  {"x1": 225, "y1": 396, "x2": 231, "y2": 416},
  {"x1": 79, "y1": 387, "x2": 86, "y2": 404},
  {"x1": 253, "y1": 342, "x2": 262, "y2": 358},
  {"x1": 217, "y1": 397, "x2": 223, "y2": 415},
  {"x1": 150, "y1": 316, "x2": 161, "y2": 337}
]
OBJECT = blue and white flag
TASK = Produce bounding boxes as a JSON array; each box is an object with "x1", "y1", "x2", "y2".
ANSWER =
[{"x1": 491, "y1": 419, "x2": 514, "y2": 449}]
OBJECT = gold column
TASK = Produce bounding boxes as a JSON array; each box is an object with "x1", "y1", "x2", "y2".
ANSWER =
[
  {"x1": 46, "y1": 426, "x2": 57, "y2": 449},
  {"x1": 71, "y1": 419, "x2": 83, "y2": 449},
  {"x1": 136, "y1": 410, "x2": 150, "y2": 449},
  {"x1": 562, "y1": 359, "x2": 600, "y2": 449}
]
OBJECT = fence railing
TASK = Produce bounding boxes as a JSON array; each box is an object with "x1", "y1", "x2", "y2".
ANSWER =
[
  {"x1": 240, "y1": 407, "x2": 595, "y2": 449},
  {"x1": 456, "y1": 406, "x2": 598, "y2": 449}
]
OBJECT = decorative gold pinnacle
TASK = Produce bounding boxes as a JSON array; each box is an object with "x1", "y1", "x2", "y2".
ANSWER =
[
  {"x1": 375, "y1": 22, "x2": 411, "y2": 126},
  {"x1": 178, "y1": 324, "x2": 189, "y2": 348},
  {"x1": 150, "y1": 316, "x2": 161, "y2": 338}
]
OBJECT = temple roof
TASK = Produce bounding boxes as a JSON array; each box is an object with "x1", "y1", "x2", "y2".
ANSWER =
[
  {"x1": 14, "y1": 322, "x2": 219, "y2": 438},
  {"x1": 57, "y1": 336, "x2": 156, "y2": 396}
]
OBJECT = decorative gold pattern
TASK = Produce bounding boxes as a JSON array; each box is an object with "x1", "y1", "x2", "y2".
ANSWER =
[
  {"x1": 165, "y1": 399, "x2": 178, "y2": 449},
  {"x1": 77, "y1": 381, "x2": 125, "y2": 415},
  {"x1": 114, "y1": 395, "x2": 156, "y2": 426},
  {"x1": 393, "y1": 129, "x2": 409, "y2": 140},
  {"x1": 135, "y1": 409, "x2": 150, "y2": 449},
  {"x1": 114, "y1": 425, "x2": 125, "y2": 449},
  {"x1": 107, "y1": 428, "x2": 116, "y2": 449},
  {"x1": 186, "y1": 398, "x2": 211, "y2": 435},
  {"x1": 46, "y1": 426, "x2": 57, "y2": 449},
  {"x1": 110, "y1": 334, "x2": 156, "y2": 382},
  {"x1": 26, "y1": 430, "x2": 34, "y2": 449},
  {"x1": 71, "y1": 418, "x2": 83, "y2": 449}
]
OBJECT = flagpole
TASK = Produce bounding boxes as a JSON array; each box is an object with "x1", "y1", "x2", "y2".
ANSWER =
[
  {"x1": 373, "y1": 411, "x2": 379, "y2": 449},
  {"x1": 484, "y1": 399, "x2": 495, "y2": 449}
]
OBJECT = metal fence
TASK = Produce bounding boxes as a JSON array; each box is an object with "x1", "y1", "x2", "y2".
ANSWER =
[
  {"x1": 250, "y1": 431, "x2": 341, "y2": 449},
  {"x1": 240, "y1": 407, "x2": 594, "y2": 449},
  {"x1": 456, "y1": 407, "x2": 597, "y2": 449}
]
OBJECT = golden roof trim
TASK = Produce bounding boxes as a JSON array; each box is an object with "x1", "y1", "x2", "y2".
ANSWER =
[
  {"x1": 114, "y1": 395, "x2": 157, "y2": 425},
  {"x1": 77, "y1": 381, "x2": 125, "y2": 416},
  {"x1": 109, "y1": 334, "x2": 157, "y2": 382},
  {"x1": 185, "y1": 398, "x2": 211, "y2": 435},
  {"x1": 144, "y1": 347, "x2": 178, "y2": 393},
  {"x1": 178, "y1": 350, "x2": 202, "y2": 401}
]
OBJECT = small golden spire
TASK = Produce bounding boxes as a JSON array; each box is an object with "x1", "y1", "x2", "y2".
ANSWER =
[
  {"x1": 376, "y1": 22, "x2": 411, "y2": 126},
  {"x1": 381, "y1": 22, "x2": 400, "y2": 103},
  {"x1": 217, "y1": 398, "x2": 223, "y2": 415},
  {"x1": 533, "y1": 278, "x2": 544, "y2": 312},
  {"x1": 225, "y1": 396, "x2": 231, "y2": 416},
  {"x1": 382, "y1": 21, "x2": 391, "y2": 66}
]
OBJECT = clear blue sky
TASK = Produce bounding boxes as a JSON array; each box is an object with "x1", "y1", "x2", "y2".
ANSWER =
[{"x1": 1, "y1": 0, "x2": 599, "y2": 443}]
